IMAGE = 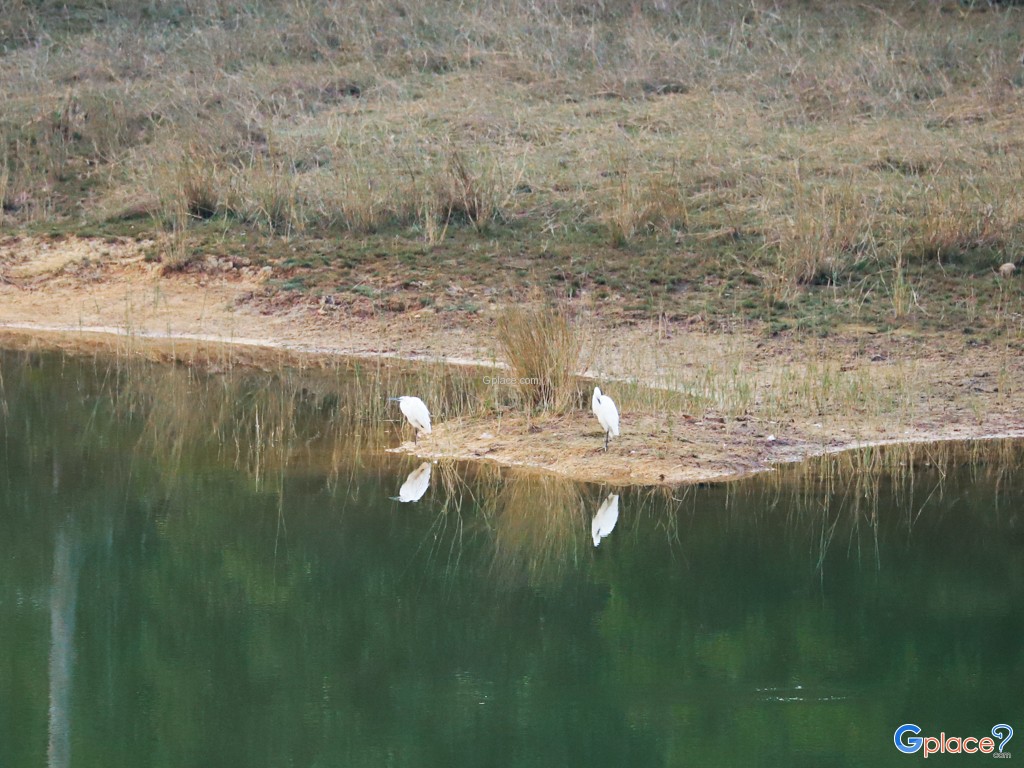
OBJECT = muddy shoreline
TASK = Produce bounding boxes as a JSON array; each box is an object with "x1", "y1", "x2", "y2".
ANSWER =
[
  {"x1": 4, "y1": 322, "x2": 1022, "y2": 487},
  {"x1": 3, "y1": 236, "x2": 1023, "y2": 487}
]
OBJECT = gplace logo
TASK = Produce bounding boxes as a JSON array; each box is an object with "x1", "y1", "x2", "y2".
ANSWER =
[{"x1": 895, "y1": 724, "x2": 1014, "y2": 758}]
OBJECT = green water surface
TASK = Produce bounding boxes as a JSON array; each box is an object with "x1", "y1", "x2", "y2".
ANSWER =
[{"x1": 1, "y1": 349, "x2": 1021, "y2": 767}]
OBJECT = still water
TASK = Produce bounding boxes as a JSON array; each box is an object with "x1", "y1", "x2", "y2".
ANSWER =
[{"x1": 1, "y1": 349, "x2": 1021, "y2": 767}]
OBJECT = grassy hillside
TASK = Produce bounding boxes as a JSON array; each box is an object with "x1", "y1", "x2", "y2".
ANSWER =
[{"x1": 2, "y1": 0, "x2": 1023, "y2": 335}]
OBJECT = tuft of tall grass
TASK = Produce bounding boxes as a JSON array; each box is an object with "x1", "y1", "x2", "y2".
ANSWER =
[
  {"x1": 227, "y1": 153, "x2": 301, "y2": 235},
  {"x1": 141, "y1": 145, "x2": 221, "y2": 269},
  {"x1": 145, "y1": 144, "x2": 221, "y2": 229},
  {"x1": 425, "y1": 146, "x2": 527, "y2": 235},
  {"x1": 601, "y1": 161, "x2": 690, "y2": 246},
  {"x1": 496, "y1": 303, "x2": 585, "y2": 412},
  {"x1": 909, "y1": 170, "x2": 1024, "y2": 262},
  {"x1": 435, "y1": 149, "x2": 497, "y2": 231},
  {"x1": 767, "y1": 178, "x2": 873, "y2": 290},
  {"x1": 603, "y1": 171, "x2": 656, "y2": 247}
]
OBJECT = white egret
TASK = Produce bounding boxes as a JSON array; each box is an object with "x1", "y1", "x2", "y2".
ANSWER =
[
  {"x1": 592, "y1": 386, "x2": 620, "y2": 450},
  {"x1": 392, "y1": 462, "x2": 432, "y2": 503},
  {"x1": 389, "y1": 396, "x2": 432, "y2": 443},
  {"x1": 591, "y1": 493, "x2": 620, "y2": 547}
]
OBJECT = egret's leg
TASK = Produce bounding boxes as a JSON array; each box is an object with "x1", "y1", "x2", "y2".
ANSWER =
[
  {"x1": 414, "y1": 430, "x2": 418, "y2": 445},
  {"x1": 604, "y1": 431, "x2": 609, "y2": 451}
]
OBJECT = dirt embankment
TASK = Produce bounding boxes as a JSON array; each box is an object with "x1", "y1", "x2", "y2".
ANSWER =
[{"x1": 3, "y1": 236, "x2": 1023, "y2": 486}]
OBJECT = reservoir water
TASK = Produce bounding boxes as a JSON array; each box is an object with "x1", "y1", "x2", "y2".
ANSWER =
[{"x1": 1, "y1": 348, "x2": 1021, "y2": 766}]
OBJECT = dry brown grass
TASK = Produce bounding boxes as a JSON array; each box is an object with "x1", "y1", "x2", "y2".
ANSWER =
[
  {"x1": 1, "y1": 0, "x2": 1023, "y2": 322},
  {"x1": 496, "y1": 302, "x2": 586, "y2": 412}
]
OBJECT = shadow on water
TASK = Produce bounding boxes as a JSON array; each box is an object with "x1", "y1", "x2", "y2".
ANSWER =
[{"x1": 1, "y1": 348, "x2": 1022, "y2": 767}]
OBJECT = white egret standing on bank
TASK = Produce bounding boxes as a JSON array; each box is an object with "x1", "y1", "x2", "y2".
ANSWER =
[
  {"x1": 591, "y1": 494, "x2": 620, "y2": 547},
  {"x1": 389, "y1": 396, "x2": 432, "y2": 444},
  {"x1": 592, "y1": 387, "x2": 620, "y2": 450}
]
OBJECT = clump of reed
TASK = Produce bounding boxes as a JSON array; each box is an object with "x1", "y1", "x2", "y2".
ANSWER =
[{"x1": 496, "y1": 303, "x2": 586, "y2": 412}]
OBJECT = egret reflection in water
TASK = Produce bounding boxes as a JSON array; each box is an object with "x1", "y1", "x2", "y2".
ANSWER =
[
  {"x1": 591, "y1": 493, "x2": 620, "y2": 546},
  {"x1": 393, "y1": 461, "x2": 432, "y2": 502}
]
